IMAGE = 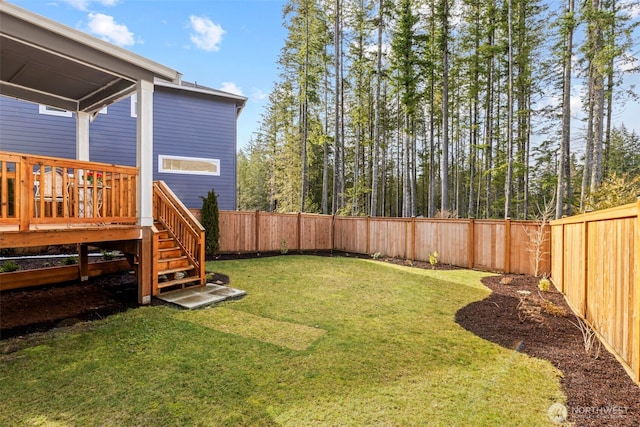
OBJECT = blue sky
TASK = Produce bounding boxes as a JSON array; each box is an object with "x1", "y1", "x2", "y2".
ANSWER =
[{"x1": 10, "y1": 0, "x2": 287, "y2": 151}]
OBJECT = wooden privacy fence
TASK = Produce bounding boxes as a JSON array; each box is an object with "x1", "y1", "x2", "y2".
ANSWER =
[
  {"x1": 551, "y1": 200, "x2": 640, "y2": 384},
  {"x1": 218, "y1": 211, "x2": 550, "y2": 276}
]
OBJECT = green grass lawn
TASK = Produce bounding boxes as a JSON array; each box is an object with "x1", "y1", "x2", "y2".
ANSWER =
[{"x1": 0, "y1": 256, "x2": 566, "y2": 426}]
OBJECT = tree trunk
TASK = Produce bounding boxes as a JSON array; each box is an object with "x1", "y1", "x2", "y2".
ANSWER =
[
  {"x1": 441, "y1": 0, "x2": 449, "y2": 214},
  {"x1": 332, "y1": 0, "x2": 341, "y2": 214},
  {"x1": 371, "y1": 0, "x2": 383, "y2": 217},
  {"x1": 504, "y1": 0, "x2": 514, "y2": 219},
  {"x1": 556, "y1": 0, "x2": 574, "y2": 219}
]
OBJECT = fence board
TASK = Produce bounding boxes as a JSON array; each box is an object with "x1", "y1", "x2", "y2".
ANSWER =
[
  {"x1": 219, "y1": 211, "x2": 256, "y2": 253},
  {"x1": 473, "y1": 221, "x2": 505, "y2": 271},
  {"x1": 551, "y1": 201, "x2": 639, "y2": 384},
  {"x1": 369, "y1": 218, "x2": 411, "y2": 259},
  {"x1": 217, "y1": 211, "x2": 548, "y2": 277},
  {"x1": 333, "y1": 217, "x2": 368, "y2": 254}
]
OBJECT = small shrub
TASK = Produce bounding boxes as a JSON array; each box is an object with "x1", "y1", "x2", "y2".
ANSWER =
[
  {"x1": 500, "y1": 276, "x2": 514, "y2": 285},
  {"x1": 540, "y1": 300, "x2": 567, "y2": 317},
  {"x1": 280, "y1": 239, "x2": 288, "y2": 255},
  {"x1": 101, "y1": 250, "x2": 115, "y2": 260},
  {"x1": 569, "y1": 316, "x2": 603, "y2": 359},
  {"x1": 200, "y1": 189, "x2": 220, "y2": 257},
  {"x1": 0, "y1": 248, "x2": 15, "y2": 257},
  {"x1": 0, "y1": 260, "x2": 20, "y2": 273},
  {"x1": 371, "y1": 252, "x2": 382, "y2": 260},
  {"x1": 63, "y1": 256, "x2": 78, "y2": 265},
  {"x1": 428, "y1": 251, "x2": 439, "y2": 269},
  {"x1": 538, "y1": 277, "x2": 551, "y2": 292},
  {"x1": 515, "y1": 290, "x2": 544, "y2": 324}
]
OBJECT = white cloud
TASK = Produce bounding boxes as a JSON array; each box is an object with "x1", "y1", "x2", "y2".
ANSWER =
[
  {"x1": 189, "y1": 15, "x2": 225, "y2": 52},
  {"x1": 63, "y1": 0, "x2": 118, "y2": 12},
  {"x1": 570, "y1": 84, "x2": 585, "y2": 119},
  {"x1": 87, "y1": 13, "x2": 134, "y2": 46},
  {"x1": 252, "y1": 89, "x2": 268, "y2": 101},
  {"x1": 621, "y1": 0, "x2": 640, "y2": 18},
  {"x1": 220, "y1": 82, "x2": 243, "y2": 96}
]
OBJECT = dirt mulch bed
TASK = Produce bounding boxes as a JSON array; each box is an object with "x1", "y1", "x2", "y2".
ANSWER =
[
  {"x1": 1, "y1": 254, "x2": 638, "y2": 425},
  {"x1": 456, "y1": 274, "x2": 640, "y2": 426}
]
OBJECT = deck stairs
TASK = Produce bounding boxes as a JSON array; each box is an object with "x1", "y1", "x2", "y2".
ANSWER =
[
  {"x1": 152, "y1": 181, "x2": 206, "y2": 295},
  {"x1": 155, "y1": 221, "x2": 202, "y2": 292}
]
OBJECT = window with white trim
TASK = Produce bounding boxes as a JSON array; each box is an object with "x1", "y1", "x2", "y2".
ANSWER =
[
  {"x1": 130, "y1": 94, "x2": 137, "y2": 117},
  {"x1": 39, "y1": 105, "x2": 72, "y2": 117},
  {"x1": 158, "y1": 155, "x2": 220, "y2": 176}
]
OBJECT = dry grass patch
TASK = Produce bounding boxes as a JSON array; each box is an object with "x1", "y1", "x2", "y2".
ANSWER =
[{"x1": 176, "y1": 307, "x2": 326, "y2": 351}]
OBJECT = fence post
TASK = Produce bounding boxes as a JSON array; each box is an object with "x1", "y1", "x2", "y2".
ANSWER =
[
  {"x1": 331, "y1": 214, "x2": 336, "y2": 253},
  {"x1": 411, "y1": 216, "x2": 416, "y2": 261},
  {"x1": 582, "y1": 216, "x2": 589, "y2": 318},
  {"x1": 504, "y1": 218, "x2": 511, "y2": 274},
  {"x1": 468, "y1": 218, "x2": 474, "y2": 269},
  {"x1": 255, "y1": 210, "x2": 260, "y2": 253},
  {"x1": 297, "y1": 212, "x2": 302, "y2": 252},
  {"x1": 366, "y1": 216, "x2": 371, "y2": 255},
  {"x1": 635, "y1": 197, "x2": 640, "y2": 382}
]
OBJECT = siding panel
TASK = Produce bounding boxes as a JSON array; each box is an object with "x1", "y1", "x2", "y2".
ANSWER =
[{"x1": 1, "y1": 88, "x2": 238, "y2": 211}]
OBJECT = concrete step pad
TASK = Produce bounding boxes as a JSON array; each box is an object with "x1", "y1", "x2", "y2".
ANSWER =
[{"x1": 155, "y1": 283, "x2": 246, "y2": 310}]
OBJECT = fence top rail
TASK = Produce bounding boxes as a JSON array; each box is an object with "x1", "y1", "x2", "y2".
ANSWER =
[
  {"x1": 550, "y1": 202, "x2": 638, "y2": 226},
  {"x1": 219, "y1": 211, "x2": 551, "y2": 225}
]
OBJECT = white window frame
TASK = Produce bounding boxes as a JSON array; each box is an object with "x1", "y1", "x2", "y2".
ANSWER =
[
  {"x1": 130, "y1": 94, "x2": 137, "y2": 117},
  {"x1": 158, "y1": 155, "x2": 221, "y2": 176},
  {"x1": 39, "y1": 105, "x2": 72, "y2": 117}
]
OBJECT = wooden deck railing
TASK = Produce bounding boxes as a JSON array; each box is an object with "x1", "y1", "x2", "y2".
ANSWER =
[
  {"x1": 153, "y1": 180, "x2": 205, "y2": 283},
  {"x1": 0, "y1": 151, "x2": 138, "y2": 230}
]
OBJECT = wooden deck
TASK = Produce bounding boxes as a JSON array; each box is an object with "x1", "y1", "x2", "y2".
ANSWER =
[
  {"x1": 0, "y1": 152, "x2": 151, "y2": 302},
  {"x1": 1, "y1": 151, "x2": 206, "y2": 304}
]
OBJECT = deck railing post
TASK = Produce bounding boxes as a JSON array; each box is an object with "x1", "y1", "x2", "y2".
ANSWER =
[{"x1": 19, "y1": 156, "x2": 30, "y2": 231}]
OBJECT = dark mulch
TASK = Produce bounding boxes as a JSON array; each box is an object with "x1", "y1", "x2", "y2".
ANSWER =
[
  {"x1": 456, "y1": 274, "x2": 640, "y2": 426},
  {"x1": 0, "y1": 261, "x2": 140, "y2": 339},
  {"x1": 1, "y1": 254, "x2": 638, "y2": 426}
]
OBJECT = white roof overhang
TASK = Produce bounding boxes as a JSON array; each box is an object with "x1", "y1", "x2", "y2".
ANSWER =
[{"x1": 0, "y1": 2, "x2": 181, "y2": 114}]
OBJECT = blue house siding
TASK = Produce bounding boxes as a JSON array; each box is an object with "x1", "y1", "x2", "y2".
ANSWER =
[
  {"x1": 89, "y1": 101, "x2": 136, "y2": 167},
  {"x1": 153, "y1": 88, "x2": 237, "y2": 210},
  {"x1": 0, "y1": 85, "x2": 239, "y2": 211},
  {"x1": 0, "y1": 97, "x2": 76, "y2": 159}
]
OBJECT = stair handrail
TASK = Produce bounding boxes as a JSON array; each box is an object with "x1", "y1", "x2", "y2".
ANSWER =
[{"x1": 153, "y1": 181, "x2": 205, "y2": 284}]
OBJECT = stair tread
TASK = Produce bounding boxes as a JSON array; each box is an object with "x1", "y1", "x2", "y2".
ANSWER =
[
  {"x1": 159, "y1": 247, "x2": 180, "y2": 252},
  {"x1": 159, "y1": 265, "x2": 195, "y2": 275},
  {"x1": 159, "y1": 255, "x2": 188, "y2": 262},
  {"x1": 158, "y1": 276, "x2": 202, "y2": 289}
]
